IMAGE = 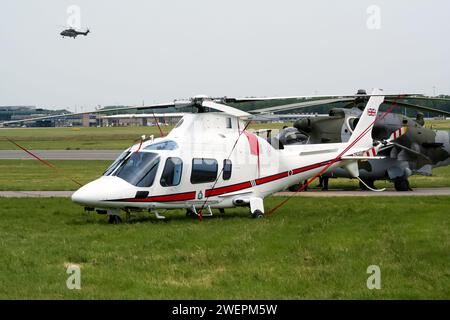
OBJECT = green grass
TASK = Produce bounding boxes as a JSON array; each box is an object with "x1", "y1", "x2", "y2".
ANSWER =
[
  {"x1": 0, "y1": 123, "x2": 290, "y2": 150},
  {"x1": 0, "y1": 160, "x2": 110, "y2": 191},
  {"x1": 0, "y1": 126, "x2": 169, "y2": 150},
  {"x1": 0, "y1": 196, "x2": 448, "y2": 299},
  {"x1": 425, "y1": 119, "x2": 450, "y2": 130},
  {"x1": 249, "y1": 122, "x2": 293, "y2": 130},
  {"x1": 408, "y1": 166, "x2": 450, "y2": 188},
  {"x1": 1, "y1": 160, "x2": 450, "y2": 191}
]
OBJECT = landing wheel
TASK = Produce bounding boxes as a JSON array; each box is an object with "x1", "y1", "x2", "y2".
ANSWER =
[
  {"x1": 186, "y1": 208, "x2": 197, "y2": 218},
  {"x1": 108, "y1": 215, "x2": 122, "y2": 224},
  {"x1": 394, "y1": 177, "x2": 410, "y2": 191},
  {"x1": 251, "y1": 210, "x2": 265, "y2": 219},
  {"x1": 219, "y1": 209, "x2": 225, "y2": 214}
]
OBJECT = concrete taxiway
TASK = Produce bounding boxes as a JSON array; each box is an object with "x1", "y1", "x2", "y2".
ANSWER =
[
  {"x1": 0, "y1": 150, "x2": 121, "y2": 160},
  {"x1": 1, "y1": 188, "x2": 450, "y2": 198}
]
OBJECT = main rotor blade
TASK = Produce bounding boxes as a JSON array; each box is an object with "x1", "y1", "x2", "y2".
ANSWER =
[
  {"x1": 247, "y1": 96, "x2": 450, "y2": 116},
  {"x1": 400, "y1": 96, "x2": 450, "y2": 102},
  {"x1": 384, "y1": 100, "x2": 450, "y2": 117},
  {"x1": 202, "y1": 100, "x2": 251, "y2": 118},
  {"x1": 223, "y1": 93, "x2": 420, "y2": 103},
  {"x1": 249, "y1": 98, "x2": 354, "y2": 114},
  {"x1": 0, "y1": 102, "x2": 176, "y2": 126}
]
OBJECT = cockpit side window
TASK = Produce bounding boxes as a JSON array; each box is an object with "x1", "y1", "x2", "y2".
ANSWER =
[
  {"x1": 103, "y1": 150, "x2": 131, "y2": 176},
  {"x1": 348, "y1": 117, "x2": 359, "y2": 131},
  {"x1": 160, "y1": 157, "x2": 183, "y2": 187},
  {"x1": 113, "y1": 152, "x2": 160, "y2": 187},
  {"x1": 175, "y1": 118, "x2": 184, "y2": 128},
  {"x1": 191, "y1": 158, "x2": 218, "y2": 184},
  {"x1": 226, "y1": 117, "x2": 232, "y2": 128},
  {"x1": 223, "y1": 159, "x2": 232, "y2": 180}
]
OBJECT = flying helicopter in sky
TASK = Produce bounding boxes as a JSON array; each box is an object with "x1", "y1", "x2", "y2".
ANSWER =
[
  {"x1": 60, "y1": 27, "x2": 90, "y2": 38},
  {"x1": 270, "y1": 90, "x2": 450, "y2": 191}
]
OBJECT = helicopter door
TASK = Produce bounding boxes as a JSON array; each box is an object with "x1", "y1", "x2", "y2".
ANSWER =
[
  {"x1": 190, "y1": 158, "x2": 218, "y2": 184},
  {"x1": 190, "y1": 158, "x2": 218, "y2": 200},
  {"x1": 160, "y1": 157, "x2": 183, "y2": 187}
]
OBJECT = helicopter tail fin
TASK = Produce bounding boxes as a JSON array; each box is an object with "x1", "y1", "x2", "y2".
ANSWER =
[
  {"x1": 344, "y1": 88, "x2": 384, "y2": 155},
  {"x1": 83, "y1": 29, "x2": 90, "y2": 35}
]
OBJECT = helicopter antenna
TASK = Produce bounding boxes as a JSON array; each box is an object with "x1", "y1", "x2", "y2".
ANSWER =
[{"x1": 140, "y1": 99, "x2": 164, "y2": 137}]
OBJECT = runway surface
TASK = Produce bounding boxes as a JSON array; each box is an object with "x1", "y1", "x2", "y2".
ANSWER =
[
  {"x1": 0, "y1": 150, "x2": 121, "y2": 160},
  {"x1": 2, "y1": 188, "x2": 450, "y2": 198}
]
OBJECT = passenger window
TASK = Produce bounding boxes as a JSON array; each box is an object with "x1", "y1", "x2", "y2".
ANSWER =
[
  {"x1": 191, "y1": 158, "x2": 218, "y2": 184},
  {"x1": 226, "y1": 117, "x2": 232, "y2": 128},
  {"x1": 223, "y1": 159, "x2": 232, "y2": 180},
  {"x1": 160, "y1": 157, "x2": 183, "y2": 187}
]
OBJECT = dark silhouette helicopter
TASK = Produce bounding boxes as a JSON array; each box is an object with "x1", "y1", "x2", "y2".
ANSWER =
[{"x1": 60, "y1": 28, "x2": 90, "y2": 38}]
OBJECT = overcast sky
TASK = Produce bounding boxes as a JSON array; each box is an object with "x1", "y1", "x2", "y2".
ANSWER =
[{"x1": 1, "y1": 0, "x2": 449, "y2": 111}]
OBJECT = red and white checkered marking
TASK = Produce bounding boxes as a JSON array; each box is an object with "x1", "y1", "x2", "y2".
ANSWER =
[{"x1": 362, "y1": 127, "x2": 408, "y2": 157}]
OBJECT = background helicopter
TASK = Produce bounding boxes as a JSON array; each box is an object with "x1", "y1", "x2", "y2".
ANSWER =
[
  {"x1": 60, "y1": 27, "x2": 90, "y2": 38},
  {"x1": 261, "y1": 90, "x2": 450, "y2": 191}
]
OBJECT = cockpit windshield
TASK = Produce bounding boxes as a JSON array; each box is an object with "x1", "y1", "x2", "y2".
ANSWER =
[
  {"x1": 113, "y1": 152, "x2": 160, "y2": 187},
  {"x1": 103, "y1": 150, "x2": 131, "y2": 176},
  {"x1": 144, "y1": 140, "x2": 178, "y2": 151}
]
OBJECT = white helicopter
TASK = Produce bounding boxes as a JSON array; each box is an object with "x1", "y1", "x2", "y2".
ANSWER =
[{"x1": 68, "y1": 89, "x2": 392, "y2": 223}]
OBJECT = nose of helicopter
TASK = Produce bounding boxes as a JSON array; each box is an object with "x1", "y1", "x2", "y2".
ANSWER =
[{"x1": 71, "y1": 176, "x2": 134, "y2": 206}]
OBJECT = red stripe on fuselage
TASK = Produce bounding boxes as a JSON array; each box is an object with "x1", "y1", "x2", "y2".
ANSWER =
[
  {"x1": 118, "y1": 191, "x2": 196, "y2": 203},
  {"x1": 255, "y1": 171, "x2": 289, "y2": 185},
  {"x1": 205, "y1": 181, "x2": 252, "y2": 197},
  {"x1": 292, "y1": 161, "x2": 331, "y2": 175},
  {"x1": 111, "y1": 159, "x2": 337, "y2": 203}
]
